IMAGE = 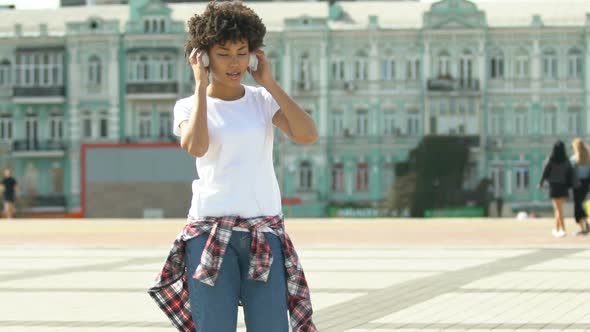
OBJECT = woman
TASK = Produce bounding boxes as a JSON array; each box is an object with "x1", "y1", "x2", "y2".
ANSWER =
[
  {"x1": 570, "y1": 138, "x2": 590, "y2": 235},
  {"x1": 148, "y1": 2, "x2": 318, "y2": 331},
  {"x1": 538, "y1": 140, "x2": 574, "y2": 238}
]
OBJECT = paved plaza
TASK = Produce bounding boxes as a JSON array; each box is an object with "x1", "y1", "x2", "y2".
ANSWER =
[{"x1": 0, "y1": 218, "x2": 589, "y2": 332}]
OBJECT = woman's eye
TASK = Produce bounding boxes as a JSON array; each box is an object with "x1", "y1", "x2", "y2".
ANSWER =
[
  {"x1": 238, "y1": 54, "x2": 247, "y2": 56},
  {"x1": 218, "y1": 54, "x2": 228, "y2": 57}
]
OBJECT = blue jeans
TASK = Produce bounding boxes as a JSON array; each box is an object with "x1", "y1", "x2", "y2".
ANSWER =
[{"x1": 185, "y1": 231, "x2": 289, "y2": 332}]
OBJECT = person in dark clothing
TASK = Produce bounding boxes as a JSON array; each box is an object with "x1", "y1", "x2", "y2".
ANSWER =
[
  {"x1": 538, "y1": 141, "x2": 573, "y2": 237},
  {"x1": 1, "y1": 168, "x2": 18, "y2": 219},
  {"x1": 570, "y1": 138, "x2": 590, "y2": 235}
]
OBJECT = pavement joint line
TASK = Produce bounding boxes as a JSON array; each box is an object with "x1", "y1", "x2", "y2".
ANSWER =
[
  {"x1": 0, "y1": 257, "x2": 163, "y2": 283},
  {"x1": 360, "y1": 322, "x2": 590, "y2": 329},
  {"x1": 314, "y1": 248, "x2": 585, "y2": 332}
]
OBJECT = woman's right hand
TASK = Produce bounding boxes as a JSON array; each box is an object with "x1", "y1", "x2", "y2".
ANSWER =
[{"x1": 189, "y1": 48, "x2": 209, "y2": 89}]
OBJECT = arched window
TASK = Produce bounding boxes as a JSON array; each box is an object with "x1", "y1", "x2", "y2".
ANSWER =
[
  {"x1": 299, "y1": 161, "x2": 313, "y2": 191},
  {"x1": 354, "y1": 50, "x2": 368, "y2": 80},
  {"x1": 567, "y1": 48, "x2": 582, "y2": 79},
  {"x1": 88, "y1": 55, "x2": 101, "y2": 85},
  {"x1": 542, "y1": 48, "x2": 558, "y2": 79},
  {"x1": 489, "y1": 49, "x2": 504, "y2": 79},
  {"x1": 437, "y1": 50, "x2": 451, "y2": 77},
  {"x1": 514, "y1": 48, "x2": 530, "y2": 78}
]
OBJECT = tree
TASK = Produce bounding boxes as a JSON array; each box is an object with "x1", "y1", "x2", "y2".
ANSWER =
[{"x1": 387, "y1": 136, "x2": 471, "y2": 217}]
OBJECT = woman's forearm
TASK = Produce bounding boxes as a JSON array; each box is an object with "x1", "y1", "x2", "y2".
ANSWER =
[{"x1": 266, "y1": 81, "x2": 318, "y2": 144}]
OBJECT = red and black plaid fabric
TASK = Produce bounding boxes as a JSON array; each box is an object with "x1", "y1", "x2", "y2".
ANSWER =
[{"x1": 147, "y1": 215, "x2": 317, "y2": 332}]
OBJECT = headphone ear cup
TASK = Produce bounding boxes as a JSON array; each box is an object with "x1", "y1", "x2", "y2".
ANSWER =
[
  {"x1": 249, "y1": 53, "x2": 258, "y2": 72},
  {"x1": 201, "y1": 53, "x2": 209, "y2": 67}
]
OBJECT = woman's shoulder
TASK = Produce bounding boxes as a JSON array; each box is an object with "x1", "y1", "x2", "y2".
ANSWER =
[{"x1": 175, "y1": 95, "x2": 194, "y2": 109}]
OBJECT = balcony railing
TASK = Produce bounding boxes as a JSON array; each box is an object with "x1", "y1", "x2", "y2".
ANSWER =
[
  {"x1": 427, "y1": 77, "x2": 479, "y2": 92},
  {"x1": 13, "y1": 86, "x2": 65, "y2": 97},
  {"x1": 126, "y1": 81, "x2": 177, "y2": 94},
  {"x1": 12, "y1": 139, "x2": 67, "y2": 152}
]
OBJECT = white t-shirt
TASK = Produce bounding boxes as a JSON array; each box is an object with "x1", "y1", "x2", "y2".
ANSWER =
[{"x1": 173, "y1": 85, "x2": 283, "y2": 225}]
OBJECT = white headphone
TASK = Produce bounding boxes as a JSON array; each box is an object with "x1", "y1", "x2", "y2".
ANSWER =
[{"x1": 200, "y1": 52, "x2": 258, "y2": 71}]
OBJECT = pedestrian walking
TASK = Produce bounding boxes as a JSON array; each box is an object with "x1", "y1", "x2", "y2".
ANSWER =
[
  {"x1": 538, "y1": 140, "x2": 574, "y2": 238},
  {"x1": 1, "y1": 168, "x2": 18, "y2": 219},
  {"x1": 570, "y1": 138, "x2": 590, "y2": 235}
]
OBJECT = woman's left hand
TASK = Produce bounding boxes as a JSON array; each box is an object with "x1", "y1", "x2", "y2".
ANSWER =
[{"x1": 249, "y1": 49, "x2": 274, "y2": 87}]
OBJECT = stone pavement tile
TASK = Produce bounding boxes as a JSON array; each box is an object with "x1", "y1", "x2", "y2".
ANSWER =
[
  {"x1": 373, "y1": 293, "x2": 590, "y2": 325},
  {"x1": 116, "y1": 262, "x2": 166, "y2": 272},
  {"x1": 300, "y1": 258, "x2": 497, "y2": 272},
  {"x1": 307, "y1": 271, "x2": 437, "y2": 290},
  {"x1": 0, "y1": 271, "x2": 155, "y2": 289},
  {"x1": 0, "y1": 257, "x2": 129, "y2": 271},
  {"x1": 0, "y1": 248, "x2": 168, "y2": 258},
  {"x1": 0, "y1": 291, "x2": 168, "y2": 323},
  {"x1": 462, "y1": 271, "x2": 590, "y2": 290},
  {"x1": 0, "y1": 328, "x2": 174, "y2": 332},
  {"x1": 524, "y1": 258, "x2": 590, "y2": 271},
  {"x1": 567, "y1": 250, "x2": 590, "y2": 258},
  {"x1": 296, "y1": 249, "x2": 534, "y2": 259}
]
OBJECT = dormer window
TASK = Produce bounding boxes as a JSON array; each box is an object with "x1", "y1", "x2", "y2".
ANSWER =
[{"x1": 144, "y1": 17, "x2": 166, "y2": 33}]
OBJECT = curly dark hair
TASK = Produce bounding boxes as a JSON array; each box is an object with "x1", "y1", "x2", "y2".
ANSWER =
[{"x1": 184, "y1": 1, "x2": 266, "y2": 59}]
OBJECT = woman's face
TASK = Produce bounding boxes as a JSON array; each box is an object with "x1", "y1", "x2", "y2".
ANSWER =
[{"x1": 208, "y1": 40, "x2": 250, "y2": 87}]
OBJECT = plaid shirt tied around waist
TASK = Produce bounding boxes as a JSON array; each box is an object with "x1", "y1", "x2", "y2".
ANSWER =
[{"x1": 147, "y1": 215, "x2": 317, "y2": 332}]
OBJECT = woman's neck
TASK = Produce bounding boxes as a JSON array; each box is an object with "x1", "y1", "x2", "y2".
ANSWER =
[{"x1": 207, "y1": 82, "x2": 245, "y2": 101}]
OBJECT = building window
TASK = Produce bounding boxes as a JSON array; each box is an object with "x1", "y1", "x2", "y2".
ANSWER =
[
  {"x1": 407, "y1": 109, "x2": 420, "y2": 136},
  {"x1": 489, "y1": 107, "x2": 504, "y2": 135},
  {"x1": 332, "y1": 58, "x2": 345, "y2": 81},
  {"x1": 268, "y1": 52, "x2": 281, "y2": 82},
  {"x1": 437, "y1": 50, "x2": 451, "y2": 77},
  {"x1": 459, "y1": 49, "x2": 473, "y2": 83},
  {"x1": 331, "y1": 110, "x2": 343, "y2": 136},
  {"x1": 514, "y1": 107, "x2": 529, "y2": 136},
  {"x1": 159, "y1": 55, "x2": 174, "y2": 81},
  {"x1": 99, "y1": 110, "x2": 108, "y2": 138},
  {"x1": 159, "y1": 111, "x2": 172, "y2": 137},
  {"x1": 491, "y1": 165, "x2": 505, "y2": 197},
  {"x1": 567, "y1": 48, "x2": 582, "y2": 79},
  {"x1": 16, "y1": 52, "x2": 62, "y2": 87},
  {"x1": 82, "y1": 111, "x2": 92, "y2": 138},
  {"x1": 382, "y1": 162, "x2": 395, "y2": 192},
  {"x1": 298, "y1": 52, "x2": 311, "y2": 85},
  {"x1": 515, "y1": 165, "x2": 530, "y2": 191},
  {"x1": 139, "y1": 111, "x2": 151, "y2": 138},
  {"x1": 138, "y1": 55, "x2": 149, "y2": 81},
  {"x1": 50, "y1": 113, "x2": 64, "y2": 140},
  {"x1": 514, "y1": 48, "x2": 530, "y2": 79},
  {"x1": 490, "y1": 50, "x2": 504, "y2": 79},
  {"x1": 383, "y1": 110, "x2": 396, "y2": 135},
  {"x1": 353, "y1": 51, "x2": 368, "y2": 80},
  {"x1": 299, "y1": 161, "x2": 313, "y2": 191},
  {"x1": 88, "y1": 55, "x2": 101, "y2": 85},
  {"x1": 382, "y1": 58, "x2": 395, "y2": 80},
  {"x1": 406, "y1": 58, "x2": 420, "y2": 80},
  {"x1": 568, "y1": 106, "x2": 582, "y2": 136},
  {"x1": 331, "y1": 163, "x2": 344, "y2": 192},
  {"x1": 543, "y1": 106, "x2": 557, "y2": 135},
  {"x1": 355, "y1": 109, "x2": 368, "y2": 136},
  {"x1": 51, "y1": 163, "x2": 64, "y2": 194},
  {"x1": 0, "y1": 59, "x2": 10, "y2": 86},
  {"x1": 0, "y1": 114, "x2": 12, "y2": 141},
  {"x1": 542, "y1": 48, "x2": 558, "y2": 79},
  {"x1": 356, "y1": 163, "x2": 369, "y2": 192}
]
